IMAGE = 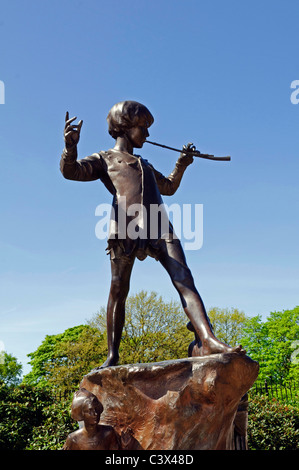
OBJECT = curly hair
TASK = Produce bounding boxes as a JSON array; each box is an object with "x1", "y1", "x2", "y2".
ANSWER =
[{"x1": 107, "y1": 100, "x2": 154, "y2": 139}]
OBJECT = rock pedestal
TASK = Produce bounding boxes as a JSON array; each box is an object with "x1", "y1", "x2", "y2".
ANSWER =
[{"x1": 78, "y1": 353, "x2": 258, "y2": 450}]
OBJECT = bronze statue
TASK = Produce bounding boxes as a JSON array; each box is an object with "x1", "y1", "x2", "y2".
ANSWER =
[
  {"x1": 63, "y1": 388, "x2": 120, "y2": 450},
  {"x1": 60, "y1": 101, "x2": 245, "y2": 368}
]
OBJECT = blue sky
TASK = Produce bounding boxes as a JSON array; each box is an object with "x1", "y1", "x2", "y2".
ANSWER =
[{"x1": 0, "y1": 0, "x2": 298, "y2": 375}]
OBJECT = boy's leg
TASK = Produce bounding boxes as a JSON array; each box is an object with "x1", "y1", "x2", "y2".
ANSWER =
[
  {"x1": 156, "y1": 240, "x2": 245, "y2": 356},
  {"x1": 100, "y1": 255, "x2": 135, "y2": 368}
]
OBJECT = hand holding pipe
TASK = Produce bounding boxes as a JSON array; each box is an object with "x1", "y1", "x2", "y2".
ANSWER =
[{"x1": 145, "y1": 140, "x2": 231, "y2": 161}]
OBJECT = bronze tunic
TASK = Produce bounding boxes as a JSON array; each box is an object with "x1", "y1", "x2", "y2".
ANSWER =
[{"x1": 60, "y1": 147, "x2": 189, "y2": 260}]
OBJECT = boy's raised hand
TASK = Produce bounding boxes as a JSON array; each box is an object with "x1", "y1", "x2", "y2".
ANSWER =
[{"x1": 64, "y1": 111, "x2": 83, "y2": 148}]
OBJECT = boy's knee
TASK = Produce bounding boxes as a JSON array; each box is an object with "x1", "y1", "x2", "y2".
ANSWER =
[{"x1": 110, "y1": 276, "x2": 129, "y2": 299}]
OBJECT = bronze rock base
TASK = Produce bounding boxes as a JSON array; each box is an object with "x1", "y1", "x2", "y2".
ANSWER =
[{"x1": 72, "y1": 353, "x2": 258, "y2": 450}]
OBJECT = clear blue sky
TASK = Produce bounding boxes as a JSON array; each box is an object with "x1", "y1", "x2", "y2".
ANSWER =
[{"x1": 1, "y1": 0, "x2": 298, "y2": 375}]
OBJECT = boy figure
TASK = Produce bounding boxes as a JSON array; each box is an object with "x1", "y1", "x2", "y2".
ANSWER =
[
  {"x1": 63, "y1": 389, "x2": 121, "y2": 450},
  {"x1": 60, "y1": 101, "x2": 244, "y2": 368}
]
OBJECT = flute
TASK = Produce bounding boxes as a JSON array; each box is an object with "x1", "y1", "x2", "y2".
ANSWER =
[{"x1": 145, "y1": 140, "x2": 231, "y2": 162}]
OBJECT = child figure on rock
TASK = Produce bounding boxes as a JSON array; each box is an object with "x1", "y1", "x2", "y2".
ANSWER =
[
  {"x1": 63, "y1": 390, "x2": 120, "y2": 450},
  {"x1": 60, "y1": 101, "x2": 245, "y2": 367}
]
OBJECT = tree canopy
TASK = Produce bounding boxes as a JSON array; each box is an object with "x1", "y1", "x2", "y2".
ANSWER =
[
  {"x1": 23, "y1": 325, "x2": 106, "y2": 392},
  {"x1": 208, "y1": 307, "x2": 247, "y2": 346},
  {"x1": 23, "y1": 291, "x2": 195, "y2": 392},
  {"x1": 242, "y1": 306, "x2": 299, "y2": 383},
  {"x1": 22, "y1": 291, "x2": 299, "y2": 392},
  {"x1": 0, "y1": 352, "x2": 22, "y2": 386},
  {"x1": 88, "y1": 290, "x2": 194, "y2": 365}
]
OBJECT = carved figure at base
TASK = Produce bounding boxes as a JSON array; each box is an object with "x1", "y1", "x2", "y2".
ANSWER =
[
  {"x1": 63, "y1": 388, "x2": 120, "y2": 450},
  {"x1": 60, "y1": 101, "x2": 246, "y2": 368}
]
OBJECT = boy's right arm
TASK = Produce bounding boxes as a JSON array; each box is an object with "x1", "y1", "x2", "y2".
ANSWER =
[
  {"x1": 60, "y1": 112, "x2": 104, "y2": 181},
  {"x1": 151, "y1": 143, "x2": 194, "y2": 196}
]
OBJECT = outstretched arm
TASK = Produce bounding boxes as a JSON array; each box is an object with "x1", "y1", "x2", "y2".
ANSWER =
[
  {"x1": 152, "y1": 143, "x2": 195, "y2": 195},
  {"x1": 60, "y1": 112, "x2": 104, "y2": 181}
]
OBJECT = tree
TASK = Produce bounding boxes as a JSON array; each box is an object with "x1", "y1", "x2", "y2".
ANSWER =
[
  {"x1": 89, "y1": 290, "x2": 194, "y2": 364},
  {"x1": 242, "y1": 307, "x2": 299, "y2": 383},
  {"x1": 0, "y1": 352, "x2": 22, "y2": 386},
  {"x1": 23, "y1": 325, "x2": 106, "y2": 391},
  {"x1": 266, "y1": 307, "x2": 299, "y2": 382},
  {"x1": 0, "y1": 383, "x2": 76, "y2": 450},
  {"x1": 89, "y1": 293, "x2": 249, "y2": 365},
  {"x1": 208, "y1": 307, "x2": 247, "y2": 346},
  {"x1": 44, "y1": 326, "x2": 107, "y2": 394},
  {"x1": 240, "y1": 315, "x2": 268, "y2": 362}
]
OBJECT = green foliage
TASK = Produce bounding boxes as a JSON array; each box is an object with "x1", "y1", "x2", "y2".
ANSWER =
[
  {"x1": 242, "y1": 307, "x2": 299, "y2": 383},
  {"x1": 208, "y1": 307, "x2": 246, "y2": 346},
  {"x1": 26, "y1": 398, "x2": 77, "y2": 450},
  {"x1": 3, "y1": 298, "x2": 299, "y2": 450},
  {"x1": 23, "y1": 325, "x2": 106, "y2": 392},
  {"x1": 291, "y1": 340, "x2": 299, "y2": 365},
  {"x1": 0, "y1": 383, "x2": 74, "y2": 450},
  {"x1": 248, "y1": 396, "x2": 299, "y2": 450},
  {"x1": 89, "y1": 290, "x2": 194, "y2": 364},
  {"x1": 24, "y1": 325, "x2": 89, "y2": 386},
  {"x1": 0, "y1": 352, "x2": 22, "y2": 386},
  {"x1": 43, "y1": 327, "x2": 107, "y2": 394},
  {"x1": 22, "y1": 292, "x2": 251, "y2": 392}
]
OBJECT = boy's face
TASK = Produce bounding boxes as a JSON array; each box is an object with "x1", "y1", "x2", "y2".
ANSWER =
[
  {"x1": 126, "y1": 115, "x2": 150, "y2": 149},
  {"x1": 83, "y1": 400, "x2": 102, "y2": 426}
]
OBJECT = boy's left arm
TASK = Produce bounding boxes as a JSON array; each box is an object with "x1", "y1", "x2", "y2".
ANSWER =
[{"x1": 152, "y1": 143, "x2": 194, "y2": 195}]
